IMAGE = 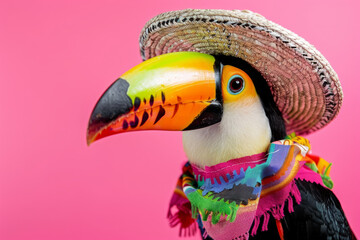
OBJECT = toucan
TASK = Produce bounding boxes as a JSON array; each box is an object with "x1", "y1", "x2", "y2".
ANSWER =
[{"x1": 87, "y1": 52, "x2": 355, "y2": 240}]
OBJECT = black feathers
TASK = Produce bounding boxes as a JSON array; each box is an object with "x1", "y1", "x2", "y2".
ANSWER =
[{"x1": 281, "y1": 180, "x2": 356, "y2": 240}]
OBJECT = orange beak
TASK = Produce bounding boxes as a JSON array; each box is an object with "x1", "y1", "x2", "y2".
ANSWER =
[{"x1": 87, "y1": 52, "x2": 223, "y2": 145}]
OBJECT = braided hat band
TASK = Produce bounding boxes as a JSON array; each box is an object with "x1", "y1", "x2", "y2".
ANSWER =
[{"x1": 139, "y1": 9, "x2": 342, "y2": 135}]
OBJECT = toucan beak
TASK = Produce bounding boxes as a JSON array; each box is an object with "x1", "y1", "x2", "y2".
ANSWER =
[{"x1": 87, "y1": 52, "x2": 223, "y2": 145}]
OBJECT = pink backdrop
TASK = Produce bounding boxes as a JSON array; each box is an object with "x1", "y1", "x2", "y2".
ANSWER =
[{"x1": 1, "y1": 0, "x2": 359, "y2": 239}]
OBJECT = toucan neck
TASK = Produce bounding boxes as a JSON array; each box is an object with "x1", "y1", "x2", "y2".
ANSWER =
[{"x1": 182, "y1": 98, "x2": 272, "y2": 168}]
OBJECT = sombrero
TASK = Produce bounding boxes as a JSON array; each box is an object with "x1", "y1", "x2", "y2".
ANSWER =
[{"x1": 139, "y1": 9, "x2": 342, "y2": 135}]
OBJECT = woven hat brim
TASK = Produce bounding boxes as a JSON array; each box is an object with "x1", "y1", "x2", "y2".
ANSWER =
[{"x1": 139, "y1": 9, "x2": 343, "y2": 135}]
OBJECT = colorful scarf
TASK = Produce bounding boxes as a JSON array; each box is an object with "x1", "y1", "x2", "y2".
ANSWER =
[{"x1": 167, "y1": 135, "x2": 333, "y2": 240}]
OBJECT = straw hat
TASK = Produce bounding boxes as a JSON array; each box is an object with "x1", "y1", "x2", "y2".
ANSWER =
[{"x1": 139, "y1": 9, "x2": 342, "y2": 135}]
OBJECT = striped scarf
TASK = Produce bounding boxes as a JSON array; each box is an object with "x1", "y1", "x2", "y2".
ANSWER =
[{"x1": 168, "y1": 135, "x2": 332, "y2": 240}]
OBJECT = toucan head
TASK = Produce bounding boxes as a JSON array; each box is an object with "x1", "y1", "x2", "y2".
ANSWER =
[{"x1": 87, "y1": 52, "x2": 286, "y2": 166}]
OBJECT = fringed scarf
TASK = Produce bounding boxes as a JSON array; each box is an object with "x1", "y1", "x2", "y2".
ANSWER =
[{"x1": 167, "y1": 135, "x2": 333, "y2": 240}]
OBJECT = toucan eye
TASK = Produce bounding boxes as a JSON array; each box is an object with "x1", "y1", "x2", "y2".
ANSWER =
[{"x1": 227, "y1": 75, "x2": 245, "y2": 95}]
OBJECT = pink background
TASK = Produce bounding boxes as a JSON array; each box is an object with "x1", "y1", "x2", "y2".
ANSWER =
[{"x1": 1, "y1": 0, "x2": 359, "y2": 239}]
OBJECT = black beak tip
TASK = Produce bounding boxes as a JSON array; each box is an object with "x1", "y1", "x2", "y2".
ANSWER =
[{"x1": 87, "y1": 78, "x2": 135, "y2": 145}]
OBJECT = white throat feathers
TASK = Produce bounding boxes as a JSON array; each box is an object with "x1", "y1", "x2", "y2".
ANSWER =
[{"x1": 182, "y1": 96, "x2": 271, "y2": 168}]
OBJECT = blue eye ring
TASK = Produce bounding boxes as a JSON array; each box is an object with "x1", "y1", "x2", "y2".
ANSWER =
[{"x1": 227, "y1": 75, "x2": 245, "y2": 95}]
